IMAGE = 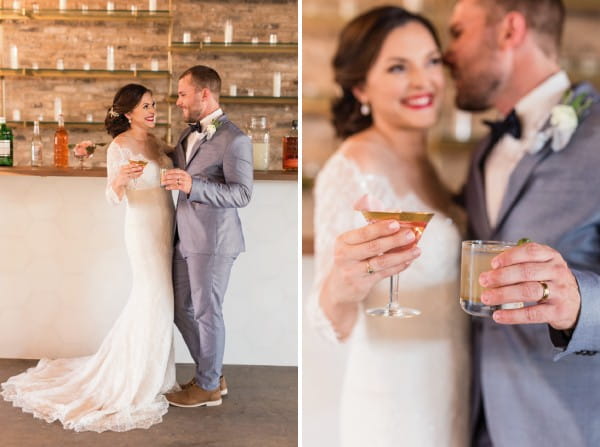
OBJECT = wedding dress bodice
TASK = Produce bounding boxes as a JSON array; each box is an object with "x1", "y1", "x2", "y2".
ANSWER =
[
  {"x1": 105, "y1": 141, "x2": 173, "y2": 204},
  {"x1": 309, "y1": 152, "x2": 470, "y2": 447}
]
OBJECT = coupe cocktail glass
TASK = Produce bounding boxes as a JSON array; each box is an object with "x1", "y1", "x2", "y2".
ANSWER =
[{"x1": 361, "y1": 210, "x2": 434, "y2": 318}]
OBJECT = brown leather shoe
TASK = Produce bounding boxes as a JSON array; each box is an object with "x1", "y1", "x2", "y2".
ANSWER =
[
  {"x1": 166, "y1": 384, "x2": 222, "y2": 408},
  {"x1": 181, "y1": 376, "x2": 228, "y2": 396}
]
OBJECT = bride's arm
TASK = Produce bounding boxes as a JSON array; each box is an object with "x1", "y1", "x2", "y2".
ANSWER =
[
  {"x1": 105, "y1": 142, "x2": 143, "y2": 204},
  {"x1": 308, "y1": 156, "x2": 420, "y2": 341}
]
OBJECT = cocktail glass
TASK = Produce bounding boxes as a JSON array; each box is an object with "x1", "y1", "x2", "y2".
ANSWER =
[
  {"x1": 128, "y1": 158, "x2": 148, "y2": 187},
  {"x1": 72, "y1": 143, "x2": 96, "y2": 169},
  {"x1": 361, "y1": 210, "x2": 434, "y2": 318},
  {"x1": 459, "y1": 240, "x2": 523, "y2": 317}
]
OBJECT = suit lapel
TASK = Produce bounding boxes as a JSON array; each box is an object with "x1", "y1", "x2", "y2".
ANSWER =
[
  {"x1": 185, "y1": 133, "x2": 207, "y2": 168},
  {"x1": 469, "y1": 136, "x2": 495, "y2": 238},
  {"x1": 493, "y1": 142, "x2": 550, "y2": 234},
  {"x1": 175, "y1": 127, "x2": 192, "y2": 168}
]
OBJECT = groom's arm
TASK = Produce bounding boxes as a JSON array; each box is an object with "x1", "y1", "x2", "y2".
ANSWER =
[
  {"x1": 187, "y1": 134, "x2": 253, "y2": 208},
  {"x1": 549, "y1": 269, "x2": 600, "y2": 359},
  {"x1": 478, "y1": 242, "x2": 600, "y2": 357}
]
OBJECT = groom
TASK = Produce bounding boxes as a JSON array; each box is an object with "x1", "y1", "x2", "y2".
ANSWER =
[
  {"x1": 444, "y1": 0, "x2": 600, "y2": 445},
  {"x1": 162, "y1": 65, "x2": 253, "y2": 407}
]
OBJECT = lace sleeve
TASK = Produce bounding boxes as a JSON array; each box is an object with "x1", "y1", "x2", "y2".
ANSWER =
[
  {"x1": 306, "y1": 153, "x2": 372, "y2": 343},
  {"x1": 105, "y1": 141, "x2": 127, "y2": 205}
]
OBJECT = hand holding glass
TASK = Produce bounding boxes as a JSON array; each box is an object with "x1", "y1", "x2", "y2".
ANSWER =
[{"x1": 361, "y1": 210, "x2": 433, "y2": 318}]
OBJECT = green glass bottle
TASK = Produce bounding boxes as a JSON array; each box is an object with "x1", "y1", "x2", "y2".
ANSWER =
[{"x1": 0, "y1": 117, "x2": 14, "y2": 166}]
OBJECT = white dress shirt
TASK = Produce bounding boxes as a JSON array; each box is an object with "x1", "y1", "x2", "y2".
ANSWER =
[
  {"x1": 185, "y1": 108, "x2": 223, "y2": 164},
  {"x1": 485, "y1": 71, "x2": 570, "y2": 227}
]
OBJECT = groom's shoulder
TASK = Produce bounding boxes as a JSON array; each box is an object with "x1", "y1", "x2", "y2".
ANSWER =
[{"x1": 219, "y1": 116, "x2": 250, "y2": 144}]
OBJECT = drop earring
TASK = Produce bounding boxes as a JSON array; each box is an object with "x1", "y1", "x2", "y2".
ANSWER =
[{"x1": 360, "y1": 103, "x2": 370, "y2": 116}]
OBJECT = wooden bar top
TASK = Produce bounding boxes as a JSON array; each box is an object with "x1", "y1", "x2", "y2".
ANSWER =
[{"x1": 0, "y1": 166, "x2": 298, "y2": 181}]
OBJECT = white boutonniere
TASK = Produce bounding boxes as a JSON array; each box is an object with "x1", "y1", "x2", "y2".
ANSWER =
[
  {"x1": 205, "y1": 118, "x2": 222, "y2": 141},
  {"x1": 531, "y1": 90, "x2": 594, "y2": 153}
]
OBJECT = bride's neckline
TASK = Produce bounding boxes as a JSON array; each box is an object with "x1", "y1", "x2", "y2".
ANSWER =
[
  {"x1": 333, "y1": 152, "x2": 444, "y2": 216},
  {"x1": 114, "y1": 140, "x2": 160, "y2": 163}
]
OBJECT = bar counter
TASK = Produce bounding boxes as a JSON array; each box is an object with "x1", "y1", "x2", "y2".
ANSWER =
[
  {"x1": 0, "y1": 166, "x2": 298, "y2": 181},
  {"x1": 0, "y1": 170, "x2": 297, "y2": 366}
]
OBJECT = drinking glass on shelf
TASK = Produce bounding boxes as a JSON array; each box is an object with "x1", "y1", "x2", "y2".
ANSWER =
[
  {"x1": 361, "y1": 210, "x2": 434, "y2": 318},
  {"x1": 72, "y1": 141, "x2": 96, "y2": 169},
  {"x1": 459, "y1": 240, "x2": 523, "y2": 317}
]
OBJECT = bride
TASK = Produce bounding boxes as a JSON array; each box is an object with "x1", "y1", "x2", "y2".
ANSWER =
[
  {"x1": 308, "y1": 7, "x2": 470, "y2": 446},
  {"x1": 1, "y1": 84, "x2": 178, "y2": 432}
]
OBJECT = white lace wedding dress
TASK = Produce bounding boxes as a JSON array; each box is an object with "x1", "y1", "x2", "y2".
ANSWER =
[
  {"x1": 309, "y1": 153, "x2": 471, "y2": 446},
  {"x1": 1, "y1": 141, "x2": 178, "y2": 432}
]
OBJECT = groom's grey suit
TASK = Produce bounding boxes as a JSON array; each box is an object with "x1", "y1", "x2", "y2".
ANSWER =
[
  {"x1": 465, "y1": 82, "x2": 600, "y2": 446},
  {"x1": 171, "y1": 114, "x2": 253, "y2": 391}
]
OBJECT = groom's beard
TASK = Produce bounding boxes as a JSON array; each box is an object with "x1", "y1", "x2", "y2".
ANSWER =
[
  {"x1": 451, "y1": 40, "x2": 505, "y2": 112},
  {"x1": 456, "y1": 74, "x2": 502, "y2": 112}
]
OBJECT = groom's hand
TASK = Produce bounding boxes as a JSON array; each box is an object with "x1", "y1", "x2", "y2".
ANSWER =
[
  {"x1": 478, "y1": 242, "x2": 581, "y2": 330},
  {"x1": 163, "y1": 169, "x2": 192, "y2": 194}
]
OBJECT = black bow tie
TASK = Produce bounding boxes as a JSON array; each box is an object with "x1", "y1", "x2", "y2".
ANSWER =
[
  {"x1": 483, "y1": 109, "x2": 522, "y2": 143},
  {"x1": 188, "y1": 122, "x2": 203, "y2": 133}
]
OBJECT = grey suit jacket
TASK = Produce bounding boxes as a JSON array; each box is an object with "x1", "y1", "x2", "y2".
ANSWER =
[
  {"x1": 172, "y1": 114, "x2": 253, "y2": 255},
  {"x1": 465, "y1": 83, "x2": 600, "y2": 446}
]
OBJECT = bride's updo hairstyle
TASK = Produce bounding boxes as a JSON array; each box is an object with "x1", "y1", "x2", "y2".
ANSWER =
[
  {"x1": 332, "y1": 6, "x2": 441, "y2": 139},
  {"x1": 105, "y1": 83, "x2": 152, "y2": 138}
]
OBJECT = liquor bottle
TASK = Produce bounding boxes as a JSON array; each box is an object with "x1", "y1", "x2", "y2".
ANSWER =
[
  {"x1": 54, "y1": 114, "x2": 69, "y2": 168},
  {"x1": 282, "y1": 119, "x2": 298, "y2": 170},
  {"x1": 31, "y1": 119, "x2": 43, "y2": 167},
  {"x1": 0, "y1": 117, "x2": 14, "y2": 166}
]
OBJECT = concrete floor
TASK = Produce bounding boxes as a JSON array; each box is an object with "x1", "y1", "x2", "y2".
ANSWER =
[{"x1": 0, "y1": 359, "x2": 297, "y2": 447}]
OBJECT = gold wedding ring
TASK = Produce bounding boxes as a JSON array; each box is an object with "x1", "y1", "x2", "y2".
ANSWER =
[
  {"x1": 538, "y1": 281, "x2": 550, "y2": 303},
  {"x1": 366, "y1": 261, "x2": 375, "y2": 275}
]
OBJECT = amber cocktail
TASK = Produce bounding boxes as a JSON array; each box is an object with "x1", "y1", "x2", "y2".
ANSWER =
[{"x1": 361, "y1": 210, "x2": 434, "y2": 318}]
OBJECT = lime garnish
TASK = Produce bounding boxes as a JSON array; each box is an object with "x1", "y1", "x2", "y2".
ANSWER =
[{"x1": 517, "y1": 238, "x2": 532, "y2": 245}]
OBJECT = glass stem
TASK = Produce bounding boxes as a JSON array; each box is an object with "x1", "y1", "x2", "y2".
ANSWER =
[{"x1": 388, "y1": 274, "x2": 400, "y2": 310}]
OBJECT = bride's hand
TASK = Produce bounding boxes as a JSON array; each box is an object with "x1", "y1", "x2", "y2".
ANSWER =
[
  {"x1": 326, "y1": 219, "x2": 421, "y2": 305},
  {"x1": 319, "y1": 219, "x2": 422, "y2": 340},
  {"x1": 115, "y1": 163, "x2": 144, "y2": 188}
]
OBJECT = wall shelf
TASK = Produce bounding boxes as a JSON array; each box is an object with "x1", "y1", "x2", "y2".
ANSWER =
[
  {"x1": 168, "y1": 95, "x2": 297, "y2": 105},
  {"x1": 170, "y1": 42, "x2": 298, "y2": 54},
  {"x1": 0, "y1": 68, "x2": 170, "y2": 79},
  {"x1": 6, "y1": 120, "x2": 169, "y2": 129},
  {"x1": 0, "y1": 9, "x2": 172, "y2": 21},
  {"x1": 0, "y1": 8, "x2": 27, "y2": 20},
  {"x1": 0, "y1": 166, "x2": 297, "y2": 181}
]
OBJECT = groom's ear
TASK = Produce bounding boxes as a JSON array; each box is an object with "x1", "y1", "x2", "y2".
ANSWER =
[{"x1": 498, "y1": 11, "x2": 527, "y2": 51}]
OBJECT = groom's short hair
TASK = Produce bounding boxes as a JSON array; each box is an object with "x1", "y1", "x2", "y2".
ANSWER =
[
  {"x1": 179, "y1": 65, "x2": 221, "y2": 96},
  {"x1": 480, "y1": 0, "x2": 565, "y2": 59}
]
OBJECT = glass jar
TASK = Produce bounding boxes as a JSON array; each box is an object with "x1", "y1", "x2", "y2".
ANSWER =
[{"x1": 248, "y1": 115, "x2": 270, "y2": 170}]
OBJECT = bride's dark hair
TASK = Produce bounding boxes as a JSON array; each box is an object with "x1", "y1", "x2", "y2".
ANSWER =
[
  {"x1": 331, "y1": 6, "x2": 441, "y2": 139},
  {"x1": 105, "y1": 83, "x2": 153, "y2": 138}
]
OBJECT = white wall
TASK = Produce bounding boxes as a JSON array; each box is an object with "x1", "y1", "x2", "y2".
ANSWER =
[{"x1": 0, "y1": 176, "x2": 297, "y2": 366}]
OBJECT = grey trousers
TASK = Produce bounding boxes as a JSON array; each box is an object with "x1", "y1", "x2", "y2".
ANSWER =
[{"x1": 173, "y1": 241, "x2": 236, "y2": 390}]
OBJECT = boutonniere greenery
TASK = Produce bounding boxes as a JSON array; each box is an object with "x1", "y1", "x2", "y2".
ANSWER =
[
  {"x1": 205, "y1": 118, "x2": 223, "y2": 141},
  {"x1": 531, "y1": 90, "x2": 594, "y2": 153}
]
